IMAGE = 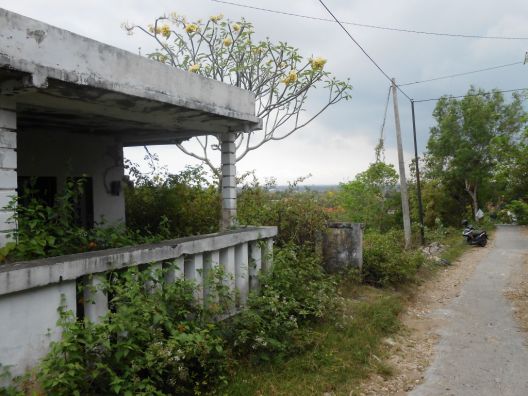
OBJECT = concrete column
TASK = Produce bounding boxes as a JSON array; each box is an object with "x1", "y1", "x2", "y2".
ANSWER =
[
  {"x1": 83, "y1": 274, "x2": 108, "y2": 323},
  {"x1": 235, "y1": 242, "x2": 249, "y2": 306},
  {"x1": 220, "y1": 132, "x2": 237, "y2": 230},
  {"x1": 0, "y1": 104, "x2": 17, "y2": 247},
  {"x1": 249, "y1": 241, "x2": 262, "y2": 291}
]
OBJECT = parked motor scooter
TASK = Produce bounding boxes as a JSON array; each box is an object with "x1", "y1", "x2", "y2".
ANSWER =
[{"x1": 461, "y1": 220, "x2": 487, "y2": 247}]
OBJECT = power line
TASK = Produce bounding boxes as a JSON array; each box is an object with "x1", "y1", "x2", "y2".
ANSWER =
[
  {"x1": 379, "y1": 85, "x2": 392, "y2": 141},
  {"x1": 316, "y1": 0, "x2": 412, "y2": 101},
  {"x1": 400, "y1": 61, "x2": 524, "y2": 86},
  {"x1": 211, "y1": 0, "x2": 528, "y2": 40},
  {"x1": 375, "y1": 85, "x2": 392, "y2": 163},
  {"x1": 413, "y1": 87, "x2": 528, "y2": 103}
]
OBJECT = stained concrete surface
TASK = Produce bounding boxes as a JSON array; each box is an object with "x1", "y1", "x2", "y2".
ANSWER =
[{"x1": 410, "y1": 225, "x2": 528, "y2": 396}]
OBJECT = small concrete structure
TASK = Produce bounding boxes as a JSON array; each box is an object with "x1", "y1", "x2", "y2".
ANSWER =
[
  {"x1": 321, "y1": 222, "x2": 363, "y2": 273},
  {"x1": 0, "y1": 8, "x2": 273, "y2": 384}
]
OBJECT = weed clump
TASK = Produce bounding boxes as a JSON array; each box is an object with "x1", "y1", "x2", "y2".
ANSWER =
[{"x1": 362, "y1": 230, "x2": 426, "y2": 287}]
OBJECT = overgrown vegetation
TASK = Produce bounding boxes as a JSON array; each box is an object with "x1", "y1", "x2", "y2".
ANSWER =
[
  {"x1": 237, "y1": 175, "x2": 329, "y2": 247},
  {"x1": 362, "y1": 230, "x2": 426, "y2": 287},
  {"x1": 0, "y1": 178, "x2": 166, "y2": 263},
  {"x1": 225, "y1": 288, "x2": 403, "y2": 395},
  {"x1": 3, "y1": 81, "x2": 524, "y2": 393},
  {"x1": 125, "y1": 164, "x2": 220, "y2": 237},
  {"x1": 422, "y1": 87, "x2": 528, "y2": 226},
  {"x1": 224, "y1": 245, "x2": 338, "y2": 363},
  {"x1": 3, "y1": 245, "x2": 341, "y2": 395}
]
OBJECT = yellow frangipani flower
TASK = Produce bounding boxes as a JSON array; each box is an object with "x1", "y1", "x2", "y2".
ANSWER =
[
  {"x1": 188, "y1": 63, "x2": 201, "y2": 73},
  {"x1": 148, "y1": 24, "x2": 163, "y2": 35},
  {"x1": 185, "y1": 23, "x2": 199, "y2": 33},
  {"x1": 309, "y1": 56, "x2": 327, "y2": 71},
  {"x1": 160, "y1": 24, "x2": 171, "y2": 38},
  {"x1": 210, "y1": 14, "x2": 224, "y2": 23},
  {"x1": 282, "y1": 70, "x2": 298, "y2": 85},
  {"x1": 232, "y1": 23, "x2": 241, "y2": 32},
  {"x1": 223, "y1": 37, "x2": 233, "y2": 47}
]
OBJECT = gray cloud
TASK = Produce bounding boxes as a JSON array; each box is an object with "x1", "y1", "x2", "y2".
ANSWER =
[{"x1": 1, "y1": 0, "x2": 526, "y2": 184}]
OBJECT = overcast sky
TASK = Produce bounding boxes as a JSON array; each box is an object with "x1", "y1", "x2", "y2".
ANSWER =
[{"x1": 1, "y1": 0, "x2": 527, "y2": 184}]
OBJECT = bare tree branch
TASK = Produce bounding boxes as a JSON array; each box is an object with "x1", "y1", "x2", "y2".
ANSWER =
[{"x1": 128, "y1": 14, "x2": 352, "y2": 174}]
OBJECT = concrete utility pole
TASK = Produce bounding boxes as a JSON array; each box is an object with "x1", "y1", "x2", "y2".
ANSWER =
[
  {"x1": 411, "y1": 100, "x2": 426, "y2": 245},
  {"x1": 391, "y1": 78, "x2": 412, "y2": 249}
]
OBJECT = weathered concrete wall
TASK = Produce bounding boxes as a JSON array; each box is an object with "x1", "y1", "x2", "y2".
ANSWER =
[
  {"x1": 0, "y1": 227, "x2": 277, "y2": 385},
  {"x1": 0, "y1": 280, "x2": 76, "y2": 385},
  {"x1": 0, "y1": 226, "x2": 277, "y2": 296},
  {"x1": 17, "y1": 129, "x2": 125, "y2": 224},
  {"x1": 322, "y1": 223, "x2": 363, "y2": 273}
]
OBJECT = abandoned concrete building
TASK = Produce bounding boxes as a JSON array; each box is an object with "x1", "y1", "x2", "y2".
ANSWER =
[{"x1": 0, "y1": 8, "x2": 276, "y2": 382}]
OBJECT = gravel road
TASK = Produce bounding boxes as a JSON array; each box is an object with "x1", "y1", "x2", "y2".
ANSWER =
[{"x1": 410, "y1": 225, "x2": 528, "y2": 396}]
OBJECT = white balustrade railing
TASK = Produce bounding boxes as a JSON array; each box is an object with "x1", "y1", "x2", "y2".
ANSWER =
[{"x1": 0, "y1": 226, "x2": 276, "y2": 383}]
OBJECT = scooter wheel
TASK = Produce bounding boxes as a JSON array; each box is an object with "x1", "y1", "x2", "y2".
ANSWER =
[{"x1": 479, "y1": 238, "x2": 487, "y2": 247}]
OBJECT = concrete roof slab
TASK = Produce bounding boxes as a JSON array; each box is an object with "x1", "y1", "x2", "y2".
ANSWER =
[{"x1": 0, "y1": 8, "x2": 261, "y2": 142}]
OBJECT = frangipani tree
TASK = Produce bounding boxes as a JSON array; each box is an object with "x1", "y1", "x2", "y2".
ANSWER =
[{"x1": 124, "y1": 13, "x2": 352, "y2": 176}]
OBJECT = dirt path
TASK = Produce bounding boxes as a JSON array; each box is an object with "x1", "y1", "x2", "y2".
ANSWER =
[
  {"x1": 410, "y1": 225, "x2": 528, "y2": 395},
  {"x1": 360, "y1": 225, "x2": 528, "y2": 396}
]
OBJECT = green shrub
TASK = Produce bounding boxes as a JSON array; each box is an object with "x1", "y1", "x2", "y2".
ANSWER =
[
  {"x1": 237, "y1": 179, "x2": 328, "y2": 247},
  {"x1": 3, "y1": 178, "x2": 154, "y2": 262},
  {"x1": 506, "y1": 200, "x2": 528, "y2": 224},
  {"x1": 31, "y1": 266, "x2": 229, "y2": 396},
  {"x1": 225, "y1": 245, "x2": 338, "y2": 362},
  {"x1": 362, "y1": 230, "x2": 426, "y2": 287},
  {"x1": 4, "y1": 247, "x2": 340, "y2": 394},
  {"x1": 125, "y1": 165, "x2": 220, "y2": 237},
  {"x1": 338, "y1": 162, "x2": 402, "y2": 232}
]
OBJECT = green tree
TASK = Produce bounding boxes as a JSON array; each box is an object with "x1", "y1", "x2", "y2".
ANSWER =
[
  {"x1": 124, "y1": 13, "x2": 352, "y2": 176},
  {"x1": 489, "y1": 124, "x2": 528, "y2": 203},
  {"x1": 425, "y1": 87, "x2": 526, "y2": 222},
  {"x1": 339, "y1": 161, "x2": 400, "y2": 231}
]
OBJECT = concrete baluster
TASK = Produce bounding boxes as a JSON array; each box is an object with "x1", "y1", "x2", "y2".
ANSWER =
[
  {"x1": 83, "y1": 273, "x2": 108, "y2": 323},
  {"x1": 164, "y1": 256, "x2": 184, "y2": 283},
  {"x1": 220, "y1": 246, "x2": 236, "y2": 299},
  {"x1": 185, "y1": 254, "x2": 204, "y2": 303},
  {"x1": 249, "y1": 241, "x2": 262, "y2": 292},
  {"x1": 145, "y1": 262, "x2": 162, "y2": 292},
  {"x1": 203, "y1": 250, "x2": 221, "y2": 304},
  {"x1": 235, "y1": 242, "x2": 249, "y2": 306},
  {"x1": 262, "y1": 238, "x2": 274, "y2": 271}
]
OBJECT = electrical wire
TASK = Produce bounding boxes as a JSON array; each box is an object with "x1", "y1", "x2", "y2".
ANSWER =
[
  {"x1": 375, "y1": 85, "x2": 392, "y2": 163},
  {"x1": 316, "y1": 0, "x2": 412, "y2": 101},
  {"x1": 413, "y1": 87, "x2": 528, "y2": 103},
  {"x1": 400, "y1": 61, "x2": 524, "y2": 86},
  {"x1": 379, "y1": 85, "x2": 392, "y2": 141},
  {"x1": 211, "y1": 0, "x2": 528, "y2": 40}
]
